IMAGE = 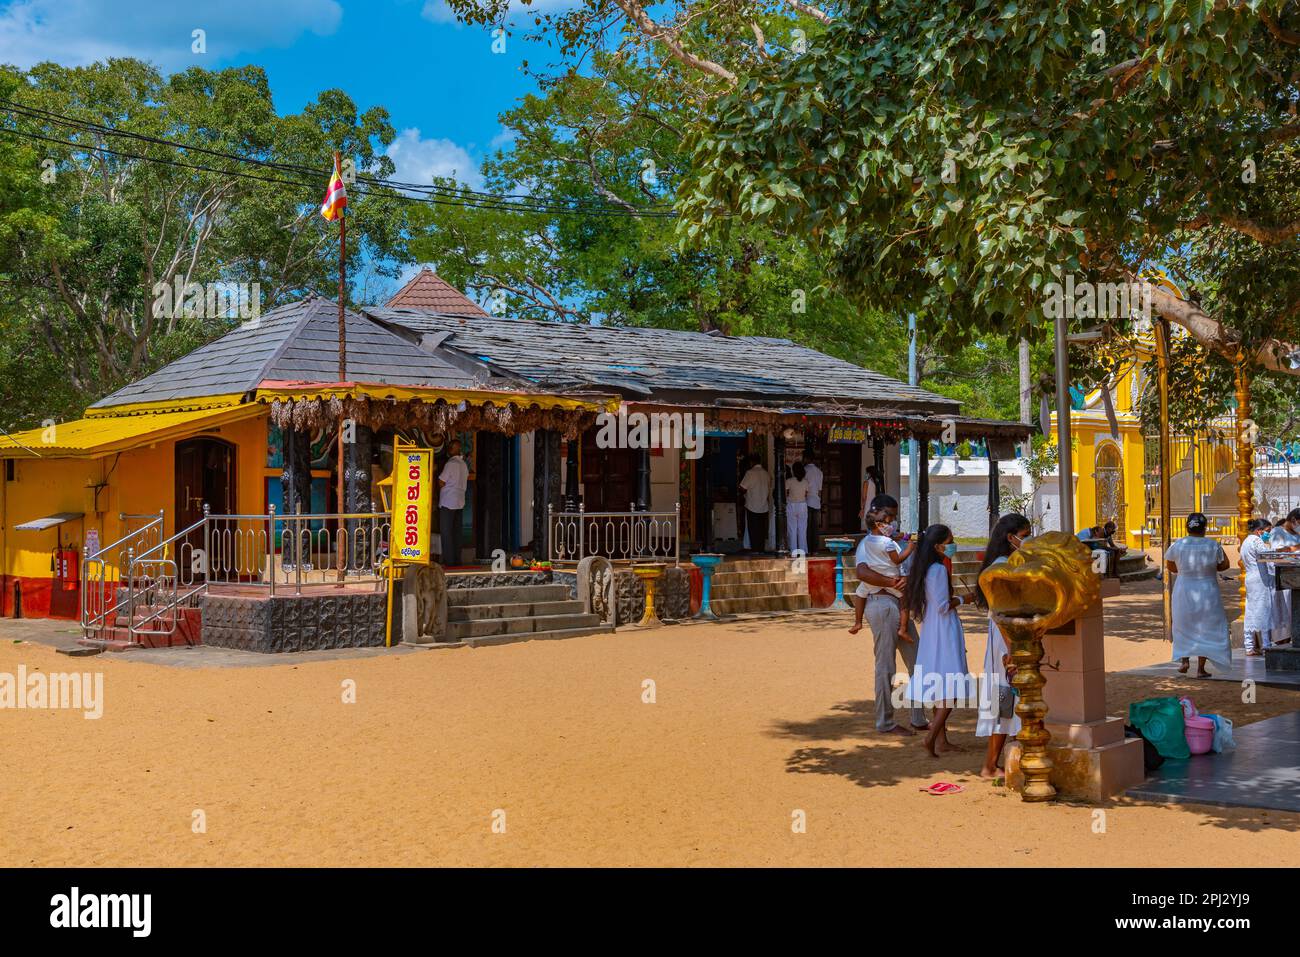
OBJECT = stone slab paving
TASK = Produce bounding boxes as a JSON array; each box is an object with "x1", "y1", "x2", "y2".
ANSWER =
[{"x1": 1126, "y1": 709, "x2": 1300, "y2": 813}]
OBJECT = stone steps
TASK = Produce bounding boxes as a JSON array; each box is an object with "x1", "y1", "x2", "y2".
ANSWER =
[
  {"x1": 447, "y1": 583, "x2": 571, "y2": 606},
  {"x1": 711, "y1": 568, "x2": 795, "y2": 585},
  {"x1": 710, "y1": 578, "x2": 806, "y2": 600},
  {"x1": 710, "y1": 593, "x2": 811, "y2": 616},
  {"x1": 447, "y1": 611, "x2": 603, "y2": 641},
  {"x1": 416, "y1": 576, "x2": 615, "y2": 646},
  {"x1": 449, "y1": 599, "x2": 586, "y2": 622}
]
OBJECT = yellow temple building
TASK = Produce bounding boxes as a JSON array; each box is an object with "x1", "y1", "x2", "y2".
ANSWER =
[{"x1": 1051, "y1": 335, "x2": 1242, "y2": 548}]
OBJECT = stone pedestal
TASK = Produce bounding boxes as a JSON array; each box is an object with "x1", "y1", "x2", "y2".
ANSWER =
[
  {"x1": 1006, "y1": 579, "x2": 1144, "y2": 801},
  {"x1": 1266, "y1": 564, "x2": 1300, "y2": 672}
]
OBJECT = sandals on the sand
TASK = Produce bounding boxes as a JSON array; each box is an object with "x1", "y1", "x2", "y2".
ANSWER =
[{"x1": 919, "y1": 781, "x2": 965, "y2": 795}]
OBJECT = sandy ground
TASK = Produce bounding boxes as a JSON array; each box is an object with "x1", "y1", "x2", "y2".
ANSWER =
[{"x1": 2, "y1": 575, "x2": 1298, "y2": 868}]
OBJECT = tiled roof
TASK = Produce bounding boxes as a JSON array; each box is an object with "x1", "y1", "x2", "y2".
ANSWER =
[
  {"x1": 91, "y1": 297, "x2": 493, "y2": 409},
  {"x1": 385, "y1": 267, "x2": 490, "y2": 316},
  {"x1": 363, "y1": 308, "x2": 960, "y2": 413}
]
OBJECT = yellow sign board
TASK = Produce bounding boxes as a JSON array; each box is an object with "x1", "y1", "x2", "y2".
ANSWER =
[{"x1": 392, "y1": 446, "x2": 434, "y2": 564}]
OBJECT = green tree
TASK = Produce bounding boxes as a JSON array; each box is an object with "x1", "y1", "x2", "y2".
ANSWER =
[
  {"x1": 676, "y1": 0, "x2": 1298, "y2": 375},
  {"x1": 0, "y1": 59, "x2": 410, "y2": 425}
]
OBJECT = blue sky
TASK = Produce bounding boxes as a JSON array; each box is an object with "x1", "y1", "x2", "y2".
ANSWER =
[{"x1": 0, "y1": 0, "x2": 574, "y2": 191}]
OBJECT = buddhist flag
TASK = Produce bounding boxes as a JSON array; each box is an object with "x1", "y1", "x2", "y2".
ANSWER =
[{"x1": 320, "y1": 155, "x2": 348, "y2": 221}]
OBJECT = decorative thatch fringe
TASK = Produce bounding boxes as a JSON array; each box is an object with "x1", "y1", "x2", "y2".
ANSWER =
[{"x1": 269, "y1": 397, "x2": 597, "y2": 440}]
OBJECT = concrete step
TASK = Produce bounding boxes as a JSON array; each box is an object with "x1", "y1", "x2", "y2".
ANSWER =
[
  {"x1": 467, "y1": 625, "x2": 614, "y2": 648},
  {"x1": 710, "y1": 579, "x2": 807, "y2": 600},
  {"x1": 717, "y1": 558, "x2": 801, "y2": 572},
  {"x1": 447, "y1": 583, "x2": 570, "y2": 606},
  {"x1": 1119, "y1": 568, "x2": 1159, "y2": 583},
  {"x1": 449, "y1": 599, "x2": 585, "y2": 622},
  {"x1": 446, "y1": 612, "x2": 602, "y2": 641},
  {"x1": 710, "y1": 593, "x2": 812, "y2": 616},
  {"x1": 711, "y1": 569, "x2": 794, "y2": 585}
]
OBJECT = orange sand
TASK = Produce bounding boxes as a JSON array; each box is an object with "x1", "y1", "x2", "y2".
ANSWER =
[{"x1": 2, "y1": 577, "x2": 1297, "y2": 867}]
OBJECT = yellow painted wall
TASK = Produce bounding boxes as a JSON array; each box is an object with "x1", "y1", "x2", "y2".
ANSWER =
[{"x1": 1, "y1": 411, "x2": 269, "y2": 581}]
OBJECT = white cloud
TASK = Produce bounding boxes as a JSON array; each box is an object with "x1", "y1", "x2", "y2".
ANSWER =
[
  {"x1": 0, "y1": 0, "x2": 342, "y2": 70},
  {"x1": 386, "y1": 126, "x2": 483, "y2": 191},
  {"x1": 489, "y1": 125, "x2": 516, "y2": 150}
]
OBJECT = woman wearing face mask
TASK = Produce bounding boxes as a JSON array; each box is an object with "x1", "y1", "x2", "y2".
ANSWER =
[
  {"x1": 1239, "y1": 518, "x2": 1275, "y2": 657},
  {"x1": 902, "y1": 524, "x2": 970, "y2": 757},
  {"x1": 974, "y1": 513, "x2": 1031, "y2": 778}
]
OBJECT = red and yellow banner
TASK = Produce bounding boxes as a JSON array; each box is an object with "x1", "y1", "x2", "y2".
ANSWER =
[{"x1": 392, "y1": 446, "x2": 433, "y2": 564}]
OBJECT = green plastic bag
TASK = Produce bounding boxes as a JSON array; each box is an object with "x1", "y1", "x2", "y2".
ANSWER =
[{"x1": 1129, "y1": 697, "x2": 1190, "y2": 760}]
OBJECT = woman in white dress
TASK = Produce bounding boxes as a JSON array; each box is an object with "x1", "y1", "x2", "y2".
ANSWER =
[
  {"x1": 1164, "y1": 512, "x2": 1232, "y2": 677},
  {"x1": 859, "y1": 466, "x2": 882, "y2": 530},
  {"x1": 974, "y1": 513, "x2": 1030, "y2": 778},
  {"x1": 1240, "y1": 519, "x2": 1275, "y2": 657},
  {"x1": 902, "y1": 523, "x2": 972, "y2": 757}
]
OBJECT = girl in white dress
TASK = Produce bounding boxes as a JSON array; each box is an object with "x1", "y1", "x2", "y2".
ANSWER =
[
  {"x1": 1164, "y1": 512, "x2": 1231, "y2": 677},
  {"x1": 1240, "y1": 519, "x2": 1275, "y2": 656},
  {"x1": 974, "y1": 513, "x2": 1030, "y2": 778},
  {"x1": 902, "y1": 523, "x2": 972, "y2": 757}
]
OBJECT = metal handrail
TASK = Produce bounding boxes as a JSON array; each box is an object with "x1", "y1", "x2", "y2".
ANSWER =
[
  {"x1": 548, "y1": 503, "x2": 680, "y2": 565},
  {"x1": 81, "y1": 510, "x2": 165, "y2": 638}
]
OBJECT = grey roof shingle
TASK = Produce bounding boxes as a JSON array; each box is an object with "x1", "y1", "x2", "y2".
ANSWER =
[
  {"x1": 363, "y1": 308, "x2": 959, "y2": 413},
  {"x1": 91, "y1": 297, "x2": 492, "y2": 409}
]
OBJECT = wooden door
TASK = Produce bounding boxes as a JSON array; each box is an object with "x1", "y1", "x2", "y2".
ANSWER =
[{"x1": 580, "y1": 433, "x2": 637, "y2": 512}]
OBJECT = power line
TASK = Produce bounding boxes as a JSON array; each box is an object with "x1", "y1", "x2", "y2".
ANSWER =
[{"x1": 0, "y1": 100, "x2": 675, "y2": 219}]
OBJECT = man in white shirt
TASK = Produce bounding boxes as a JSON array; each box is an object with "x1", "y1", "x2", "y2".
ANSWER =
[
  {"x1": 738, "y1": 456, "x2": 771, "y2": 554},
  {"x1": 850, "y1": 495, "x2": 927, "y2": 735},
  {"x1": 437, "y1": 439, "x2": 469, "y2": 566},
  {"x1": 803, "y1": 453, "x2": 823, "y2": 554}
]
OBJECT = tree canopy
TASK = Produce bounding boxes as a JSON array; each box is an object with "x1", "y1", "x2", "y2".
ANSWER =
[
  {"x1": 0, "y1": 59, "x2": 410, "y2": 426},
  {"x1": 675, "y1": 0, "x2": 1298, "y2": 376}
]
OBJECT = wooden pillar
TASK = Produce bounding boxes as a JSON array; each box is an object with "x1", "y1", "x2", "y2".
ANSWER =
[
  {"x1": 695, "y1": 439, "x2": 712, "y2": 551},
  {"x1": 872, "y1": 437, "x2": 885, "y2": 488},
  {"x1": 532, "y1": 430, "x2": 561, "y2": 557},
  {"x1": 917, "y1": 437, "x2": 931, "y2": 530},
  {"x1": 343, "y1": 422, "x2": 373, "y2": 569},
  {"x1": 280, "y1": 425, "x2": 312, "y2": 564},
  {"x1": 988, "y1": 447, "x2": 1000, "y2": 533},
  {"x1": 634, "y1": 447, "x2": 651, "y2": 511},
  {"x1": 564, "y1": 433, "x2": 581, "y2": 511},
  {"x1": 773, "y1": 432, "x2": 788, "y2": 554}
]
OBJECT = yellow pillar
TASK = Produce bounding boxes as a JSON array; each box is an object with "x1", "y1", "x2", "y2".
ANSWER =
[{"x1": 1235, "y1": 356, "x2": 1254, "y2": 617}]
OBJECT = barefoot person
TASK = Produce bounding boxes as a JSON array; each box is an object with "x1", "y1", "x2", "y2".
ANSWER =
[
  {"x1": 974, "y1": 513, "x2": 1030, "y2": 778},
  {"x1": 902, "y1": 524, "x2": 972, "y2": 756},
  {"x1": 849, "y1": 504, "x2": 926, "y2": 736},
  {"x1": 1239, "y1": 518, "x2": 1275, "y2": 657},
  {"x1": 1165, "y1": 512, "x2": 1231, "y2": 678}
]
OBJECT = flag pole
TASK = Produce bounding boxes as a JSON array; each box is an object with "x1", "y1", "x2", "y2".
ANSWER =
[{"x1": 335, "y1": 149, "x2": 347, "y2": 584}]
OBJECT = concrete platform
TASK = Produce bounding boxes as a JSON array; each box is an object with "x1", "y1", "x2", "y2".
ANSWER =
[
  {"x1": 1126, "y1": 710, "x2": 1300, "y2": 813},
  {"x1": 1123, "y1": 653, "x2": 1300, "y2": 689}
]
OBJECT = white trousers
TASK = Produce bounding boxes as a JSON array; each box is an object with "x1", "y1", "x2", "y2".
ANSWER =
[{"x1": 786, "y1": 501, "x2": 809, "y2": 555}]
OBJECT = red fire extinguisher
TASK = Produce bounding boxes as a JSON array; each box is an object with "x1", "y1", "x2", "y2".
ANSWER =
[{"x1": 51, "y1": 547, "x2": 79, "y2": 591}]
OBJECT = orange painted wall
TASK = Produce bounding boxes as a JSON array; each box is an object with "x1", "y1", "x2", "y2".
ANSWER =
[{"x1": 1, "y1": 411, "x2": 269, "y2": 618}]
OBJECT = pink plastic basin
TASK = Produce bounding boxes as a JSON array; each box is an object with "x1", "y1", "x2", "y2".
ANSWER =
[{"x1": 1184, "y1": 714, "x2": 1215, "y2": 755}]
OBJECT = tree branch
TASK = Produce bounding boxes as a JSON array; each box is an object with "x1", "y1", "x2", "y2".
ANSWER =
[{"x1": 613, "y1": 0, "x2": 738, "y2": 85}]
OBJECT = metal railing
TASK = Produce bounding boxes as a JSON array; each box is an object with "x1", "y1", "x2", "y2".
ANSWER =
[
  {"x1": 548, "y1": 503, "x2": 680, "y2": 564},
  {"x1": 82, "y1": 506, "x2": 392, "y2": 644},
  {"x1": 80, "y1": 510, "x2": 164, "y2": 640}
]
